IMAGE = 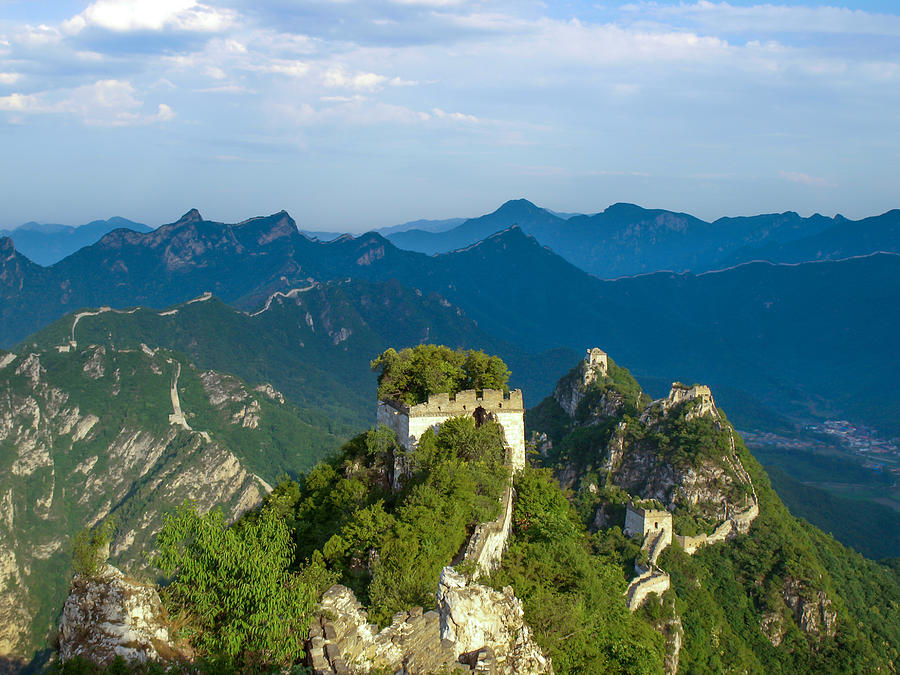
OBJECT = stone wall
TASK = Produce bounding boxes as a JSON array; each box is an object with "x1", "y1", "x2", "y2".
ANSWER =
[
  {"x1": 730, "y1": 500, "x2": 759, "y2": 535},
  {"x1": 674, "y1": 532, "x2": 708, "y2": 555},
  {"x1": 461, "y1": 484, "x2": 515, "y2": 579},
  {"x1": 377, "y1": 388, "x2": 527, "y2": 486},
  {"x1": 626, "y1": 569, "x2": 671, "y2": 611}
]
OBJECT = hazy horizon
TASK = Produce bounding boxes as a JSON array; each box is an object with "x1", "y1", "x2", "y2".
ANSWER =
[{"x1": 1, "y1": 1, "x2": 898, "y2": 230}]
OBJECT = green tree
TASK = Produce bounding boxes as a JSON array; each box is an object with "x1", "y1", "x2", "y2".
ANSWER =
[
  {"x1": 371, "y1": 345, "x2": 509, "y2": 405},
  {"x1": 154, "y1": 503, "x2": 316, "y2": 668},
  {"x1": 72, "y1": 518, "x2": 116, "y2": 578}
]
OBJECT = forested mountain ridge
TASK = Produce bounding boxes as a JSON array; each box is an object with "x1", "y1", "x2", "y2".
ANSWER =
[
  {"x1": 18, "y1": 284, "x2": 577, "y2": 433},
  {"x1": 0, "y1": 339, "x2": 337, "y2": 664},
  {"x1": 2, "y1": 208, "x2": 897, "y2": 562},
  {"x1": 524, "y1": 353, "x2": 900, "y2": 672},
  {"x1": 44, "y1": 348, "x2": 900, "y2": 674}
]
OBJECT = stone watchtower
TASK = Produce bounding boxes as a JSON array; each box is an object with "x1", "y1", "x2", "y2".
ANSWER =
[
  {"x1": 377, "y1": 389, "x2": 526, "y2": 488},
  {"x1": 583, "y1": 347, "x2": 609, "y2": 386}
]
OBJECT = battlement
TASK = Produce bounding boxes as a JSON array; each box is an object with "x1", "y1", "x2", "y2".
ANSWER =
[
  {"x1": 377, "y1": 388, "x2": 527, "y2": 483},
  {"x1": 668, "y1": 383, "x2": 713, "y2": 405},
  {"x1": 382, "y1": 388, "x2": 524, "y2": 417},
  {"x1": 624, "y1": 504, "x2": 672, "y2": 541},
  {"x1": 583, "y1": 347, "x2": 609, "y2": 385}
]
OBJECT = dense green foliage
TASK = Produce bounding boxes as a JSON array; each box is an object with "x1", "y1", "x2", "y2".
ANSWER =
[
  {"x1": 154, "y1": 503, "x2": 318, "y2": 668},
  {"x1": 261, "y1": 418, "x2": 509, "y2": 625},
  {"x1": 491, "y1": 467, "x2": 665, "y2": 674},
  {"x1": 659, "y1": 441, "x2": 899, "y2": 672},
  {"x1": 765, "y1": 465, "x2": 900, "y2": 561},
  {"x1": 371, "y1": 344, "x2": 510, "y2": 405},
  {"x1": 526, "y1": 353, "x2": 900, "y2": 673},
  {"x1": 72, "y1": 519, "x2": 116, "y2": 578}
]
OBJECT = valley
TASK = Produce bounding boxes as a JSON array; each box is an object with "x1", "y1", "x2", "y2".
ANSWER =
[{"x1": 1, "y1": 200, "x2": 897, "y2": 672}]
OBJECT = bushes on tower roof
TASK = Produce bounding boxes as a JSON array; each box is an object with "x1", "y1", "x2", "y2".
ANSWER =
[{"x1": 371, "y1": 344, "x2": 510, "y2": 405}]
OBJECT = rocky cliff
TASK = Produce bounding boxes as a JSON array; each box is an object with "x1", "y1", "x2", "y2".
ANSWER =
[
  {"x1": 57, "y1": 563, "x2": 190, "y2": 667},
  {"x1": 543, "y1": 357, "x2": 754, "y2": 524},
  {"x1": 526, "y1": 350, "x2": 882, "y2": 669},
  {"x1": 0, "y1": 343, "x2": 326, "y2": 664}
]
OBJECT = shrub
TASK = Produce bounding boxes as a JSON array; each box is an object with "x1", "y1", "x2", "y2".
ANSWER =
[
  {"x1": 154, "y1": 503, "x2": 316, "y2": 668},
  {"x1": 72, "y1": 519, "x2": 116, "y2": 578},
  {"x1": 371, "y1": 345, "x2": 509, "y2": 405}
]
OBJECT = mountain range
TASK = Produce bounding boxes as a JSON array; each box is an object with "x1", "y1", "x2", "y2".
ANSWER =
[
  {"x1": 386, "y1": 199, "x2": 900, "y2": 278},
  {"x1": 4, "y1": 208, "x2": 898, "y2": 436},
  {"x1": 0, "y1": 218, "x2": 150, "y2": 266},
  {"x1": 11, "y1": 199, "x2": 898, "y2": 282},
  {"x1": 2, "y1": 200, "x2": 899, "y2": 671}
]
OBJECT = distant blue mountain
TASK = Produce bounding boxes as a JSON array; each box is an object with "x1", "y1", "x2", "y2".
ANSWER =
[
  {"x1": 1, "y1": 216, "x2": 150, "y2": 266},
  {"x1": 377, "y1": 216, "x2": 467, "y2": 236},
  {"x1": 299, "y1": 229, "x2": 345, "y2": 241},
  {"x1": 386, "y1": 199, "x2": 899, "y2": 277}
]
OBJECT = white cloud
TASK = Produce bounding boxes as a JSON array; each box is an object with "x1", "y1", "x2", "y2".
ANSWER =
[
  {"x1": 42, "y1": 80, "x2": 177, "y2": 126},
  {"x1": 0, "y1": 73, "x2": 22, "y2": 85},
  {"x1": 780, "y1": 171, "x2": 835, "y2": 188},
  {"x1": 625, "y1": 1, "x2": 900, "y2": 37},
  {"x1": 156, "y1": 103, "x2": 176, "y2": 121},
  {"x1": 63, "y1": 0, "x2": 234, "y2": 34},
  {"x1": 0, "y1": 93, "x2": 38, "y2": 111},
  {"x1": 323, "y1": 67, "x2": 388, "y2": 91},
  {"x1": 432, "y1": 107, "x2": 479, "y2": 123}
]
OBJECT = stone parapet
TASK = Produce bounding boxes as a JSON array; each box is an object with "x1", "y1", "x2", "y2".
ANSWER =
[
  {"x1": 382, "y1": 389, "x2": 524, "y2": 417},
  {"x1": 461, "y1": 484, "x2": 515, "y2": 580}
]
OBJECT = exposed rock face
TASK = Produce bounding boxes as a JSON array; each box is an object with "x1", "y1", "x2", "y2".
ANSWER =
[
  {"x1": 310, "y1": 570, "x2": 552, "y2": 675},
  {"x1": 0, "y1": 346, "x2": 283, "y2": 662},
  {"x1": 438, "y1": 567, "x2": 552, "y2": 674},
  {"x1": 310, "y1": 585, "x2": 452, "y2": 674},
  {"x1": 574, "y1": 381, "x2": 756, "y2": 522},
  {"x1": 201, "y1": 371, "x2": 282, "y2": 430},
  {"x1": 57, "y1": 564, "x2": 189, "y2": 667},
  {"x1": 782, "y1": 578, "x2": 837, "y2": 641}
]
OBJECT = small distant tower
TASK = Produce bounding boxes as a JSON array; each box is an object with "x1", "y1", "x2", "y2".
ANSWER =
[{"x1": 583, "y1": 347, "x2": 609, "y2": 386}]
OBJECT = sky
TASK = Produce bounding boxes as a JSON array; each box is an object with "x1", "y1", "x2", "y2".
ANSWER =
[{"x1": 1, "y1": 1, "x2": 898, "y2": 231}]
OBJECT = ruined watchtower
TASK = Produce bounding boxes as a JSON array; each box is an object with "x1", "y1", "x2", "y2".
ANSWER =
[
  {"x1": 377, "y1": 389, "x2": 526, "y2": 487},
  {"x1": 624, "y1": 504, "x2": 673, "y2": 547},
  {"x1": 583, "y1": 347, "x2": 609, "y2": 386}
]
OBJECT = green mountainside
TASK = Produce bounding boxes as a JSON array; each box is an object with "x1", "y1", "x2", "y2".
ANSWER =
[
  {"x1": 18, "y1": 283, "x2": 576, "y2": 431},
  {"x1": 1, "y1": 208, "x2": 897, "y2": 573},
  {"x1": 524, "y1": 353, "x2": 900, "y2": 672},
  {"x1": 46, "y1": 347, "x2": 900, "y2": 674},
  {"x1": 0, "y1": 341, "x2": 337, "y2": 664}
]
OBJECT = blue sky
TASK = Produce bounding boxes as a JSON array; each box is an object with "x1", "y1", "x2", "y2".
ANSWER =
[{"x1": 1, "y1": 1, "x2": 898, "y2": 231}]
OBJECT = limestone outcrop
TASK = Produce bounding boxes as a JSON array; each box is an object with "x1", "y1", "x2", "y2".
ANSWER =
[
  {"x1": 438, "y1": 567, "x2": 552, "y2": 674},
  {"x1": 0, "y1": 346, "x2": 282, "y2": 662},
  {"x1": 57, "y1": 564, "x2": 189, "y2": 667},
  {"x1": 782, "y1": 578, "x2": 837, "y2": 641},
  {"x1": 552, "y1": 349, "x2": 612, "y2": 418},
  {"x1": 309, "y1": 570, "x2": 552, "y2": 675}
]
